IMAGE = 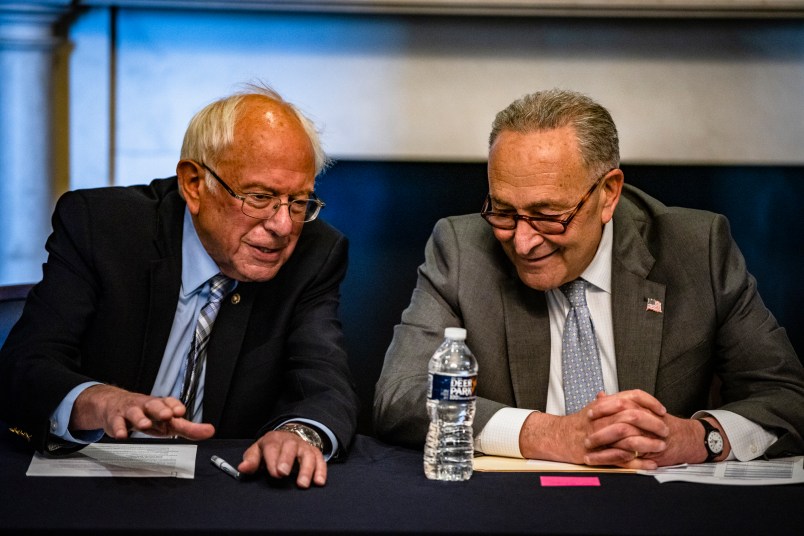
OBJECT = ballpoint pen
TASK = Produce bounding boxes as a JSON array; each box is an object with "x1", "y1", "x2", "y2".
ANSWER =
[{"x1": 210, "y1": 455, "x2": 241, "y2": 481}]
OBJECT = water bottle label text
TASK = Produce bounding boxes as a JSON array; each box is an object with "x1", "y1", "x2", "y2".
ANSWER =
[{"x1": 428, "y1": 373, "x2": 477, "y2": 401}]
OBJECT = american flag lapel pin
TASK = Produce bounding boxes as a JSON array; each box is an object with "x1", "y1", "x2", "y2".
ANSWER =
[{"x1": 646, "y1": 298, "x2": 663, "y2": 314}]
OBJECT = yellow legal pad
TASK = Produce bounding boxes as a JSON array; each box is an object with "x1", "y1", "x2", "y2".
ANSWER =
[{"x1": 473, "y1": 455, "x2": 638, "y2": 473}]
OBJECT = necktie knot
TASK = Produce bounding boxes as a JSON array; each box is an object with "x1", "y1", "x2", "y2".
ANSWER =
[
  {"x1": 208, "y1": 274, "x2": 236, "y2": 304},
  {"x1": 560, "y1": 279, "x2": 588, "y2": 308}
]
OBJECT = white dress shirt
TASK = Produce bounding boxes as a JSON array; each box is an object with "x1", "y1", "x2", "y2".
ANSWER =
[{"x1": 474, "y1": 221, "x2": 776, "y2": 460}]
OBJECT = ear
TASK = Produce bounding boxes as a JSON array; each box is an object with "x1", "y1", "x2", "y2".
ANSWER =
[
  {"x1": 600, "y1": 168, "x2": 624, "y2": 224},
  {"x1": 177, "y1": 160, "x2": 204, "y2": 215}
]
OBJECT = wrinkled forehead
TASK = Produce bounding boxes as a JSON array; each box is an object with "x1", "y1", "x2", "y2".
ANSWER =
[{"x1": 488, "y1": 128, "x2": 590, "y2": 198}]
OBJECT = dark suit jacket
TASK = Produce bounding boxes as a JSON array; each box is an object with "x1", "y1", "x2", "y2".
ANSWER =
[
  {"x1": 374, "y1": 184, "x2": 804, "y2": 457},
  {"x1": 0, "y1": 178, "x2": 360, "y2": 453}
]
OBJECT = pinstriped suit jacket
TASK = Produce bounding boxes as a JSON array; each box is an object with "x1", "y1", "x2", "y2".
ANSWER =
[{"x1": 374, "y1": 184, "x2": 804, "y2": 457}]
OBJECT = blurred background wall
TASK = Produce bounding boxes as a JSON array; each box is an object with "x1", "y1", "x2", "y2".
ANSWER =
[{"x1": 2, "y1": 1, "x2": 802, "y2": 432}]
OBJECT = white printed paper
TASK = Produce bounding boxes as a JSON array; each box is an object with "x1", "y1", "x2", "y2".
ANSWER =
[
  {"x1": 26, "y1": 443, "x2": 197, "y2": 479},
  {"x1": 640, "y1": 456, "x2": 804, "y2": 485}
]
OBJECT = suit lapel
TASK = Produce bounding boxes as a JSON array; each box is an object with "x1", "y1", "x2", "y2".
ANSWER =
[
  {"x1": 502, "y1": 278, "x2": 551, "y2": 410},
  {"x1": 203, "y1": 283, "x2": 254, "y2": 429},
  {"x1": 610, "y1": 211, "x2": 665, "y2": 394},
  {"x1": 135, "y1": 191, "x2": 184, "y2": 392}
]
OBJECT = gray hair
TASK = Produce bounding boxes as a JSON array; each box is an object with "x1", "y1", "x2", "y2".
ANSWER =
[
  {"x1": 489, "y1": 89, "x2": 620, "y2": 176},
  {"x1": 180, "y1": 82, "x2": 331, "y2": 181}
]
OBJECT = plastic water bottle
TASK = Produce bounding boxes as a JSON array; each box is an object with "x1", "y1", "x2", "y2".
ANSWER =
[{"x1": 424, "y1": 327, "x2": 478, "y2": 481}]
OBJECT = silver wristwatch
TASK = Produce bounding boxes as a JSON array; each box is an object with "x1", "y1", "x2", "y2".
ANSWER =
[{"x1": 277, "y1": 423, "x2": 325, "y2": 452}]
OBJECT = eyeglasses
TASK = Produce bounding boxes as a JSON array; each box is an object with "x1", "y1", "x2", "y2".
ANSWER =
[
  {"x1": 481, "y1": 169, "x2": 614, "y2": 235},
  {"x1": 199, "y1": 162, "x2": 325, "y2": 223}
]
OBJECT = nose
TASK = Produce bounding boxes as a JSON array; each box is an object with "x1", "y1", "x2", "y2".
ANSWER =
[
  {"x1": 512, "y1": 218, "x2": 546, "y2": 256},
  {"x1": 260, "y1": 201, "x2": 295, "y2": 236}
]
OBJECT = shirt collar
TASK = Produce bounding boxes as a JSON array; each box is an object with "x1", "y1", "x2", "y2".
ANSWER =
[
  {"x1": 579, "y1": 219, "x2": 613, "y2": 294},
  {"x1": 181, "y1": 207, "x2": 221, "y2": 297}
]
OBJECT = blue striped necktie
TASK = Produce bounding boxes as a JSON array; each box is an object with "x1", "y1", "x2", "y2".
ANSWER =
[
  {"x1": 179, "y1": 274, "x2": 236, "y2": 421},
  {"x1": 560, "y1": 279, "x2": 605, "y2": 414}
]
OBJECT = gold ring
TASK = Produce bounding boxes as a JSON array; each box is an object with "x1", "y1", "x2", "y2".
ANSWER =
[{"x1": 634, "y1": 451, "x2": 640, "y2": 458}]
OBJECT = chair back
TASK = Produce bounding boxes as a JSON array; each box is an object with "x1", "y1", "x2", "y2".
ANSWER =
[{"x1": 0, "y1": 284, "x2": 33, "y2": 347}]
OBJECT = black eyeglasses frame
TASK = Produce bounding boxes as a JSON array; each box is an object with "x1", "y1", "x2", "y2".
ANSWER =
[{"x1": 480, "y1": 168, "x2": 615, "y2": 235}]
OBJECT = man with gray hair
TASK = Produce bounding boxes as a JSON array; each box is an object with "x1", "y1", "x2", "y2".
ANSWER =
[
  {"x1": 375, "y1": 89, "x2": 803, "y2": 468},
  {"x1": 1, "y1": 83, "x2": 359, "y2": 487}
]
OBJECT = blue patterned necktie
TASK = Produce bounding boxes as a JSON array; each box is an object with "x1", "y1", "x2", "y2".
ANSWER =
[
  {"x1": 560, "y1": 279, "x2": 605, "y2": 414},
  {"x1": 179, "y1": 274, "x2": 236, "y2": 421}
]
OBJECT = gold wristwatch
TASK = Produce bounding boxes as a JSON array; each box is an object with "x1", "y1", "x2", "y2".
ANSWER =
[{"x1": 277, "y1": 423, "x2": 325, "y2": 452}]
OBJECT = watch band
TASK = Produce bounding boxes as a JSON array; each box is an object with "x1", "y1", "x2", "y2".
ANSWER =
[
  {"x1": 277, "y1": 423, "x2": 325, "y2": 453},
  {"x1": 697, "y1": 418, "x2": 723, "y2": 463}
]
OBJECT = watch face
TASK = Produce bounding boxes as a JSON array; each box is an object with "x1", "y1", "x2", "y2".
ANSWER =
[{"x1": 707, "y1": 431, "x2": 724, "y2": 454}]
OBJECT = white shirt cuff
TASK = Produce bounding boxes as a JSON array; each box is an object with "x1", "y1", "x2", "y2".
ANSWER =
[
  {"x1": 693, "y1": 409, "x2": 777, "y2": 461},
  {"x1": 474, "y1": 408, "x2": 536, "y2": 458}
]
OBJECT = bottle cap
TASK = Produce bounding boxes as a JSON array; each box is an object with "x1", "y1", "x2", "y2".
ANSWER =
[{"x1": 444, "y1": 327, "x2": 467, "y2": 341}]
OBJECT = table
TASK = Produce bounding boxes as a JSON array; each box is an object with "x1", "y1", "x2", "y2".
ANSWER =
[{"x1": 1, "y1": 431, "x2": 801, "y2": 535}]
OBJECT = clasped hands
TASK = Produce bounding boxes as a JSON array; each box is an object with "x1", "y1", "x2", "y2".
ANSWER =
[
  {"x1": 70, "y1": 384, "x2": 327, "y2": 488},
  {"x1": 519, "y1": 389, "x2": 714, "y2": 470}
]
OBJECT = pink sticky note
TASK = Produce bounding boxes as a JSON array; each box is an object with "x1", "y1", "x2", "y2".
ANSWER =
[{"x1": 540, "y1": 476, "x2": 600, "y2": 487}]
